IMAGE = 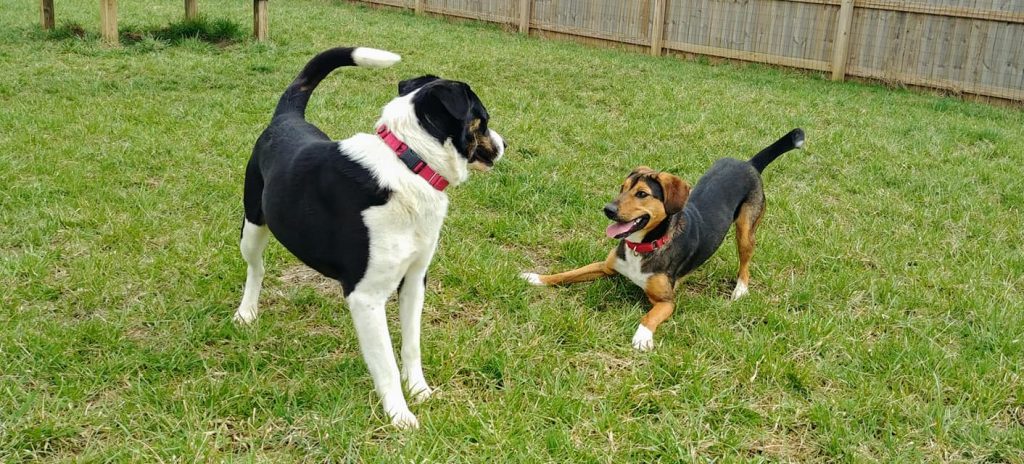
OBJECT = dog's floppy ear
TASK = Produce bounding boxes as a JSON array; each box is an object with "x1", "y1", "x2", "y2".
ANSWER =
[
  {"x1": 422, "y1": 80, "x2": 475, "y2": 122},
  {"x1": 655, "y1": 172, "x2": 691, "y2": 215},
  {"x1": 398, "y1": 75, "x2": 441, "y2": 96}
]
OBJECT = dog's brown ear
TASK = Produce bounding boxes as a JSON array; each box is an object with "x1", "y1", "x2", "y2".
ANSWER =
[{"x1": 655, "y1": 172, "x2": 691, "y2": 215}]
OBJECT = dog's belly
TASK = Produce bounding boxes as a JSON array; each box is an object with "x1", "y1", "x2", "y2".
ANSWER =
[{"x1": 615, "y1": 252, "x2": 651, "y2": 289}]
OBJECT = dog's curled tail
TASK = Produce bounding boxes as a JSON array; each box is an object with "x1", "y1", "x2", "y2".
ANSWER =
[
  {"x1": 749, "y1": 128, "x2": 805, "y2": 173},
  {"x1": 274, "y1": 47, "x2": 401, "y2": 118}
]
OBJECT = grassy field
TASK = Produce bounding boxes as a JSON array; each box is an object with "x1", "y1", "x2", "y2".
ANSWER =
[{"x1": 2, "y1": 0, "x2": 1023, "y2": 461}]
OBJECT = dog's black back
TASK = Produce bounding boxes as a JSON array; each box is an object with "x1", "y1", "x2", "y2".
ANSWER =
[{"x1": 244, "y1": 48, "x2": 391, "y2": 293}]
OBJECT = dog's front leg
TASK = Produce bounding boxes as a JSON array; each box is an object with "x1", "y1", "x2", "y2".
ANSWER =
[
  {"x1": 398, "y1": 261, "x2": 432, "y2": 404},
  {"x1": 632, "y1": 274, "x2": 675, "y2": 351},
  {"x1": 347, "y1": 291, "x2": 418, "y2": 429},
  {"x1": 521, "y1": 249, "x2": 618, "y2": 286}
]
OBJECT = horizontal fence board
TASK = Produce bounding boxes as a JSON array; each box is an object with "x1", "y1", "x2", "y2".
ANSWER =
[
  {"x1": 367, "y1": 0, "x2": 413, "y2": 8},
  {"x1": 353, "y1": 0, "x2": 1024, "y2": 101}
]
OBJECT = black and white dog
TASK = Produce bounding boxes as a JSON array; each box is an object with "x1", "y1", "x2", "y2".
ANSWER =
[{"x1": 234, "y1": 47, "x2": 505, "y2": 428}]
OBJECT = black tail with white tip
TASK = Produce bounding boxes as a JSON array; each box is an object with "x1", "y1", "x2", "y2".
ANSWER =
[
  {"x1": 749, "y1": 128, "x2": 805, "y2": 173},
  {"x1": 273, "y1": 47, "x2": 401, "y2": 118}
]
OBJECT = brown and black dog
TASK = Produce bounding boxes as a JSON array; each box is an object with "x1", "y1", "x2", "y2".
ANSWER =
[{"x1": 522, "y1": 129, "x2": 803, "y2": 351}]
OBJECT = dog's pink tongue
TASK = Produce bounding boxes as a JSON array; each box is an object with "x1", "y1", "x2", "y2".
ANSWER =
[{"x1": 606, "y1": 221, "x2": 634, "y2": 238}]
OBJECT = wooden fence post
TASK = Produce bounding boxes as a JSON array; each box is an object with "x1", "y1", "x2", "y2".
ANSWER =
[
  {"x1": 40, "y1": 0, "x2": 55, "y2": 30},
  {"x1": 518, "y1": 0, "x2": 532, "y2": 33},
  {"x1": 100, "y1": 0, "x2": 118, "y2": 44},
  {"x1": 831, "y1": 0, "x2": 855, "y2": 80},
  {"x1": 650, "y1": 0, "x2": 668, "y2": 56},
  {"x1": 253, "y1": 0, "x2": 268, "y2": 41},
  {"x1": 185, "y1": 0, "x2": 198, "y2": 19},
  {"x1": 415, "y1": 0, "x2": 425, "y2": 15}
]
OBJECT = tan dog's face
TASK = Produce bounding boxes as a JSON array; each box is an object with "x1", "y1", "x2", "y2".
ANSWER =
[{"x1": 603, "y1": 167, "x2": 691, "y2": 239}]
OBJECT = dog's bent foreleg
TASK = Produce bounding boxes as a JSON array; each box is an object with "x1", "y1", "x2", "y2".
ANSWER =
[
  {"x1": 633, "y1": 273, "x2": 674, "y2": 351},
  {"x1": 234, "y1": 219, "x2": 271, "y2": 324},
  {"x1": 348, "y1": 290, "x2": 418, "y2": 429},
  {"x1": 732, "y1": 201, "x2": 764, "y2": 301},
  {"x1": 521, "y1": 249, "x2": 617, "y2": 286},
  {"x1": 398, "y1": 256, "x2": 433, "y2": 404}
]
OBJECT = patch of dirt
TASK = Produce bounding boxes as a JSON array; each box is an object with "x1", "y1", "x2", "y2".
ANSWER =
[{"x1": 277, "y1": 265, "x2": 343, "y2": 298}]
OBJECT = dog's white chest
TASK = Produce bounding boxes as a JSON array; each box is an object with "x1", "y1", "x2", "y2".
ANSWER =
[{"x1": 615, "y1": 251, "x2": 651, "y2": 289}]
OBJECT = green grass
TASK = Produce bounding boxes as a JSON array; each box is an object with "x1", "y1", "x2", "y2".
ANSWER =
[{"x1": 2, "y1": 0, "x2": 1023, "y2": 461}]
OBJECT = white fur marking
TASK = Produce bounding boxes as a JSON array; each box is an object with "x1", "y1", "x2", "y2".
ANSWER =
[
  {"x1": 234, "y1": 220, "x2": 270, "y2": 324},
  {"x1": 731, "y1": 280, "x2": 749, "y2": 301},
  {"x1": 794, "y1": 138, "x2": 805, "y2": 148},
  {"x1": 519, "y1": 272, "x2": 545, "y2": 286},
  {"x1": 352, "y1": 47, "x2": 401, "y2": 68},
  {"x1": 490, "y1": 129, "x2": 505, "y2": 160},
  {"x1": 632, "y1": 324, "x2": 654, "y2": 351},
  {"x1": 614, "y1": 251, "x2": 652, "y2": 289}
]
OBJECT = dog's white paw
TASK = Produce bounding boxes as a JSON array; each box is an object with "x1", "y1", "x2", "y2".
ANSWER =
[
  {"x1": 519, "y1": 272, "x2": 545, "y2": 286},
  {"x1": 409, "y1": 384, "x2": 434, "y2": 404},
  {"x1": 233, "y1": 304, "x2": 258, "y2": 324},
  {"x1": 388, "y1": 408, "x2": 420, "y2": 429},
  {"x1": 731, "y1": 281, "x2": 749, "y2": 301},
  {"x1": 632, "y1": 324, "x2": 654, "y2": 352}
]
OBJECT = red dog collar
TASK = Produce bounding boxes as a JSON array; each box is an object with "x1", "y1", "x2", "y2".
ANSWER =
[
  {"x1": 625, "y1": 234, "x2": 669, "y2": 254},
  {"x1": 376, "y1": 125, "x2": 449, "y2": 191}
]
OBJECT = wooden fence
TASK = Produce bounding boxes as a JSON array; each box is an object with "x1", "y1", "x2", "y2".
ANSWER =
[{"x1": 355, "y1": 0, "x2": 1024, "y2": 102}]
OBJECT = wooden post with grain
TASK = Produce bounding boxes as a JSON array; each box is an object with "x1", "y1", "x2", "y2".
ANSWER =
[
  {"x1": 415, "y1": 0, "x2": 425, "y2": 15},
  {"x1": 518, "y1": 0, "x2": 532, "y2": 34},
  {"x1": 650, "y1": 0, "x2": 668, "y2": 56},
  {"x1": 40, "y1": 0, "x2": 55, "y2": 30},
  {"x1": 831, "y1": 0, "x2": 856, "y2": 81},
  {"x1": 253, "y1": 0, "x2": 269, "y2": 41},
  {"x1": 185, "y1": 0, "x2": 199, "y2": 20},
  {"x1": 99, "y1": 0, "x2": 118, "y2": 44}
]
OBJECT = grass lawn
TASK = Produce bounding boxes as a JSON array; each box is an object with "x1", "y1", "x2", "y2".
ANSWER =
[{"x1": 2, "y1": 0, "x2": 1023, "y2": 461}]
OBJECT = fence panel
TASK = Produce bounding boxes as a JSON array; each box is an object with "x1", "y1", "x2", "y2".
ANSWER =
[
  {"x1": 530, "y1": 0, "x2": 653, "y2": 46},
  {"x1": 354, "y1": 0, "x2": 1024, "y2": 101},
  {"x1": 424, "y1": 0, "x2": 518, "y2": 22}
]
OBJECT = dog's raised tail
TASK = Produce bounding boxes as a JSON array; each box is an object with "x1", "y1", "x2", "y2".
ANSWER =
[
  {"x1": 749, "y1": 128, "x2": 804, "y2": 173},
  {"x1": 274, "y1": 47, "x2": 401, "y2": 118}
]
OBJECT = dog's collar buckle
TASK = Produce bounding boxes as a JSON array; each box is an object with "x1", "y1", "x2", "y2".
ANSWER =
[
  {"x1": 625, "y1": 234, "x2": 669, "y2": 254},
  {"x1": 376, "y1": 125, "x2": 449, "y2": 191}
]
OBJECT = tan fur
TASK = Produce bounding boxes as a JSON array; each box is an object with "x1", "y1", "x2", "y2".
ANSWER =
[
  {"x1": 611, "y1": 167, "x2": 691, "y2": 235},
  {"x1": 734, "y1": 202, "x2": 765, "y2": 288},
  {"x1": 640, "y1": 273, "x2": 674, "y2": 332},
  {"x1": 536, "y1": 249, "x2": 617, "y2": 285}
]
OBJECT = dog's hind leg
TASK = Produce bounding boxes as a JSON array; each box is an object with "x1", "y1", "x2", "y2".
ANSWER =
[
  {"x1": 398, "y1": 258, "x2": 433, "y2": 404},
  {"x1": 234, "y1": 219, "x2": 271, "y2": 324},
  {"x1": 521, "y1": 249, "x2": 617, "y2": 286},
  {"x1": 235, "y1": 158, "x2": 271, "y2": 324},
  {"x1": 731, "y1": 200, "x2": 765, "y2": 301}
]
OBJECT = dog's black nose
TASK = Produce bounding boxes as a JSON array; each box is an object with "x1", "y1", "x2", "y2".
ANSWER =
[{"x1": 603, "y1": 203, "x2": 618, "y2": 220}]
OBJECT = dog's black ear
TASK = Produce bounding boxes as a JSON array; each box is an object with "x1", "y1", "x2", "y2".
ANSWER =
[
  {"x1": 422, "y1": 81, "x2": 475, "y2": 122},
  {"x1": 398, "y1": 75, "x2": 441, "y2": 96},
  {"x1": 655, "y1": 172, "x2": 691, "y2": 216}
]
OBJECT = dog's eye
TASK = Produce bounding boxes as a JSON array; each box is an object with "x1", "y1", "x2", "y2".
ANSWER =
[{"x1": 635, "y1": 191, "x2": 649, "y2": 198}]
